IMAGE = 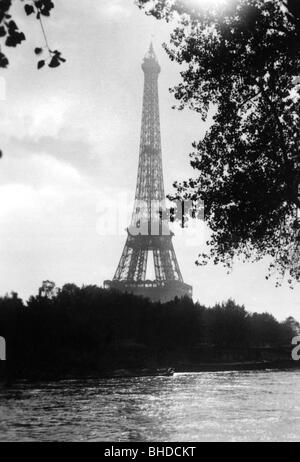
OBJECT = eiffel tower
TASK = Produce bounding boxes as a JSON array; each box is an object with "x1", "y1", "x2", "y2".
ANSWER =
[{"x1": 104, "y1": 44, "x2": 192, "y2": 302}]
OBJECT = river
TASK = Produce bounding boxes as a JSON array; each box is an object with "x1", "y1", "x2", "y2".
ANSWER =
[{"x1": 0, "y1": 370, "x2": 299, "y2": 442}]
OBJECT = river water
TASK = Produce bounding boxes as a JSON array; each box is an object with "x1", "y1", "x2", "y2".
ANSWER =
[{"x1": 0, "y1": 370, "x2": 299, "y2": 442}]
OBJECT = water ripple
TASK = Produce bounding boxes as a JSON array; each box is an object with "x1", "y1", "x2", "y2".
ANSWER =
[{"x1": 0, "y1": 370, "x2": 299, "y2": 441}]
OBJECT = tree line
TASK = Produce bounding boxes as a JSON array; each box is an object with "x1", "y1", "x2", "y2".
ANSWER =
[{"x1": 0, "y1": 282, "x2": 298, "y2": 378}]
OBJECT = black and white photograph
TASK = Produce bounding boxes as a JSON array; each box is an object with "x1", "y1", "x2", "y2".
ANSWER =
[{"x1": 0, "y1": 0, "x2": 300, "y2": 444}]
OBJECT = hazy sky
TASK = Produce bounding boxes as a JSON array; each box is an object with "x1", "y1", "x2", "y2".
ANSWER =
[{"x1": 0, "y1": 0, "x2": 299, "y2": 320}]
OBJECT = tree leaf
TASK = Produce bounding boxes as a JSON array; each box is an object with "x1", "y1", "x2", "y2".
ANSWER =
[
  {"x1": 0, "y1": 52, "x2": 9, "y2": 68},
  {"x1": 48, "y1": 56, "x2": 60, "y2": 68},
  {"x1": 24, "y1": 4, "x2": 35, "y2": 16},
  {"x1": 37, "y1": 60, "x2": 45, "y2": 69}
]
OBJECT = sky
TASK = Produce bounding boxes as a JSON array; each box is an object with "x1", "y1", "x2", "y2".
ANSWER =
[{"x1": 0, "y1": 0, "x2": 299, "y2": 320}]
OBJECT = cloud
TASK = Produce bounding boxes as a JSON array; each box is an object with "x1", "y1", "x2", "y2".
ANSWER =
[
  {"x1": 98, "y1": 0, "x2": 132, "y2": 20},
  {"x1": 0, "y1": 95, "x2": 68, "y2": 141}
]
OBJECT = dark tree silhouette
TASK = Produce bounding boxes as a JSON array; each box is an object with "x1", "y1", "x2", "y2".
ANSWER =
[
  {"x1": 0, "y1": 283, "x2": 298, "y2": 379},
  {"x1": 38, "y1": 280, "x2": 57, "y2": 298},
  {"x1": 136, "y1": 0, "x2": 300, "y2": 284}
]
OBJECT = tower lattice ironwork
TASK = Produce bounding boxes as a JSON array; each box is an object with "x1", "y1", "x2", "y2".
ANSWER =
[{"x1": 104, "y1": 44, "x2": 192, "y2": 302}]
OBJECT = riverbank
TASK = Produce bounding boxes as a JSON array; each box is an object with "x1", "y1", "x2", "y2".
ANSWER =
[
  {"x1": 1, "y1": 359, "x2": 299, "y2": 383},
  {"x1": 176, "y1": 359, "x2": 300, "y2": 373},
  {"x1": 1, "y1": 288, "x2": 299, "y2": 383}
]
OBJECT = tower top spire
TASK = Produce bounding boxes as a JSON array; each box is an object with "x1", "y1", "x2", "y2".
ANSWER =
[
  {"x1": 149, "y1": 41, "x2": 155, "y2": 55},
  {"x1": 146, "y1": 41, "x2": 157, "y2": 59},
  {"x1": 142, "y1": 42, "x2": 161, "y2": 74}
]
